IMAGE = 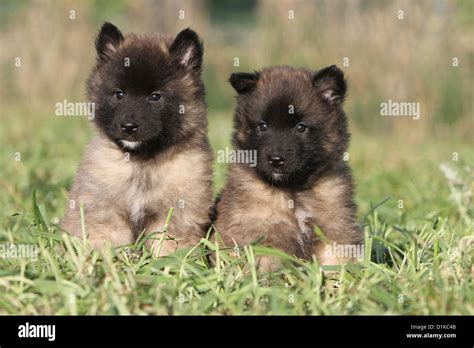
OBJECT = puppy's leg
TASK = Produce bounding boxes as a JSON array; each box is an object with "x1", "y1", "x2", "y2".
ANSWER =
[
  {"x1": 312, "y1": 210, "x2": 364, "y2": 266},
  {"x1": 145, "y1": 214, "x2": 205, "y2": 257},
  {"x1": 143, "y1": 217, "x2": 178, "y2": 257},
  {"x1": 215, "y1": 223, "x2": 303, "y2": 273},
  {"x1": 311, "y1": 209, "x2": 363, "y2": 266},
  {"x1": 256, "y1": 256, "x2": 283, "y2": 273},
  {"x1": 299, "y1": 166, "x2": 364, "y2": 266},
  {"x1": 62, "y1": 208, "x2": 134, "y2": 248},
  {"x1": 313, "y1": 236, "x2": 363, "y2": 266},
  {"x1": 87, "y1": 225, "x2": 134, "y2": 249}
]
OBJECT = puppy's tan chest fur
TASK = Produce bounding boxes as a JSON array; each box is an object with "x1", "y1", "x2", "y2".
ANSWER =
[
  {"x1": 67, "y1": 136, "x2": 212, "y2": 243},
  {"x1": 117, "y1": 150, "x2": 210, "y2": 231},
  {"x1": 216, "y1": 164, "x2": 360, "y2": 260},
  {"x1": 216, "y1": 167, "x2": 317, "y2": 258},
  {"x1": 250, "y1": 191, "x2": 318, "y2": 256}
]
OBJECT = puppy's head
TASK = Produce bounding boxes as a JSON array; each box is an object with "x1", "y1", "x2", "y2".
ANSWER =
[
  {"x1": 87, "y1": 22, "x2": 206, "y2": 154},
  {"x1": 230, "y1": 66, "x2": 350, "y2": 187}
]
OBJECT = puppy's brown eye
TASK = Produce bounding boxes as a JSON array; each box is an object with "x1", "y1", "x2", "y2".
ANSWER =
[
  {"x1": 115, "y1": 90, "x2": 124, "y2": 100},
  {"x1": 258, "y1": 121, "x2": 268, "y2": 131},
  {"x1": 150, "y1": 92, "x2": 161, "y2": 101},
  {"x1": 296, "y1": 123, "x2": 307, "y2": 133}
]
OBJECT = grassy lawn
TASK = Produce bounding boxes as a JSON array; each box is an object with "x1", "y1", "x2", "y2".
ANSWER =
[{"x1": 0, "y1": 110, "x2": 472, "y2": 315}]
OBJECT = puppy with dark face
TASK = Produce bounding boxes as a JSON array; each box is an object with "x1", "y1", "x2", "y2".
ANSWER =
[
  {"x1": 62, "y1": 23, "x2": 213, "y2": 255},
  {"x1": 214, "y1": 66, "x2": 363, "y2": 271}
]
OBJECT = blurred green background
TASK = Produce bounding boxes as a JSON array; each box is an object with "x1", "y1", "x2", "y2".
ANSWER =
[{"x1": 0, "y1": 0, "x2": 472, "y2": 224}]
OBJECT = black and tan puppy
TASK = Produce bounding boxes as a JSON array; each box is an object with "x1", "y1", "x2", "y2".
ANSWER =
[
  {"x1": 62, "y1": 23, "x2": 213, "y2": 255},
  {"x1": 214, "y1": 66, "x2": 363, "y2": 271}
]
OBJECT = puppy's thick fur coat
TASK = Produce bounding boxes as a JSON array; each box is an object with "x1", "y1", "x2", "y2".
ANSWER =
[
  {"x1": 62, "y1": 23, "x2": 213, "y2": 254},
  {"x1": 214, "y1": 66, "x2": 363, "y2": 271}
]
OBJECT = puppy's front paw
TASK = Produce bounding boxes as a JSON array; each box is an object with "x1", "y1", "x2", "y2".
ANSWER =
[
  {"x1": 148, "y1": 238, "x2": 179, "y2": 257},
  {"x1": 256, "y1": 256, "x2": 282, "y2": 273}
]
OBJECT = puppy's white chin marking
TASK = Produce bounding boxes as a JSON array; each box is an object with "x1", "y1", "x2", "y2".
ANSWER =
[
  {"x1": 120, "y1": 140, "x2": 142, "y2": 150},
  {"x1": 272, "y1": 173, "x2": 284, "y2": 181}
]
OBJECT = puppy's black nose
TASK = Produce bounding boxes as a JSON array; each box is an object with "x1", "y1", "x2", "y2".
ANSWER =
[
  {"x1": 120, "y1": 122, "x2": 138, "y2": 134},
  {"x1": 268, "y1": 155, "x2": 285, "y2": 168}
]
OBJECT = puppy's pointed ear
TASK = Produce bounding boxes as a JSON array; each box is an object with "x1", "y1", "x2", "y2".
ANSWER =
[
  {"x1": 95, "y1": 22, "x2": 124, "y2": 61},
  {"x1": 170, "y1": 28, "x2": 203, "y2": 72},
  {"x1": 229, "y1": 72, "x2": 260, "y2": 94},
  {"x1": 313, "y1": 65, "x2": 347, "y2": 105}
]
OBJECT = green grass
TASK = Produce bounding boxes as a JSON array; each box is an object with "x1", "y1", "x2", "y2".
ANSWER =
[{"x1": 0, "y1": 110, "x2": 473, "y2": 315}]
